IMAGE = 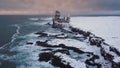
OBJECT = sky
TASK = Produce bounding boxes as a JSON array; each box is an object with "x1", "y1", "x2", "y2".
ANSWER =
[{"x1": 0, "y1": 0, "x2": 120, "y2": 15}]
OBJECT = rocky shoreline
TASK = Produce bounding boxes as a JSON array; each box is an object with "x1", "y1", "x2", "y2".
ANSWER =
[{"x1": 27, "y1": 23, "x2": 120, "y2": 68}]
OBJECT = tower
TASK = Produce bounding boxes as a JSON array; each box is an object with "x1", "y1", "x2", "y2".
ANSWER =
[{"x1": 54, "y1": 11, "x2": 61, "y2": 20}]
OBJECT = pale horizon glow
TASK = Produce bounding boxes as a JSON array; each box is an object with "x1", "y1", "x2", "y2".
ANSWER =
[{"x1": 0, "y1": 0, "x2": 120, "y2": 15}]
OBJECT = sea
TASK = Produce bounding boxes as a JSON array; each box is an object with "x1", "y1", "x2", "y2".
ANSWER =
[
  {"x1": 0, "y1": 15, "x2": 120, "y2": 68},
  {"x1": 0, "y1": 15, "x2": 51, "y2": 68}
]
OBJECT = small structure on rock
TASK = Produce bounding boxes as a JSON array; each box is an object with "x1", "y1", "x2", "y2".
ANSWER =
[{"x1": 52, "y1": 11, "x2": 70, "y2": 28}]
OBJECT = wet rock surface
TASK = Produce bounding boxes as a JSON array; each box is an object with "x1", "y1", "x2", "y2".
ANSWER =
[
  {"x1": 26, "y1": 42, "x2": 33, "y2": 45},
  {"x1": 26, "y1": 23, "x2": 120, "y2": 68}
]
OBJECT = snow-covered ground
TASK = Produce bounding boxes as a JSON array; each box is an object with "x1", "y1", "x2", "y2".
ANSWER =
[{"x1": 71, "y1": 16, "x2": 120, "y2": 51}]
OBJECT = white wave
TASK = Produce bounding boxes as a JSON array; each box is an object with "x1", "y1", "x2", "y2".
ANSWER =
[
  {"x1": 31, "y1": 21, "x2": 50, "y2": 26},
  {"x1": 28, "y1": 17, "x2": 52, "y2": 21},
  {"x1": 25, "y1": 33, "x2": 39, "y2": 38},
  {"x1": 0, "y1": 24, "x2": 20, "y2": 49},
  {"x1": 29, "y1": 18, "x2": 39, "y2": 21},
  {"x1": 40, "y1": 17, "x2": 52, "y2": 21},
  {"x1": 27, "y1": 17, "x2": 52, "y2": 27},
  {"x1": 9, "y1": 38, "x2": 54, "y2": 68}
]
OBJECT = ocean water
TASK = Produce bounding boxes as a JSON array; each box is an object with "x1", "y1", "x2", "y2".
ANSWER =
[
  {"x1": 0, "y1": 15, "x2": 49, "y2": 46},
  {"x1": 0, "y1": 15, "x2": 51, "y2": 68},
  {"x1": 0, "y1": 15, "x2": 120, "y2": 68}
]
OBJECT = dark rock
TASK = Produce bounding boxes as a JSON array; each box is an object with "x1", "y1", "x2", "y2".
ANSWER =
[
  {"x1": 110, "y1": 47, "x2": 120, "y2": 56},
  {"x1": 58, "y1": 44, "x2": 66, "y2": 47},
  {"x1": 89, "y1": 40, "x2": 97, "y2": 45},
  {"x1": 112, "y1": 61, "x2": 120, "y2": 68},
  {"x1": 70, "y1": 27, "x2": 86, "y2": 35},
  {"x1": 26, "y1": 42, "x2": 33, "y2": 45},
  {"x1": 38, "y1": 50, "x2": 72, "y2": 68},
  {"x1": 83, "y1": 31, "x2": 91, "y2": 38},
  {"x1": 89, "y1": 36, "x2": 104, "y2": 47},
  {"x1": 58, "y1": 44, "x2": 85, "y2": 54},
  {"x1": 38, "y1": 52, "x2": 53, "y2": 62},
  {"x1": 85, "y1": 59, "x2": 94, "y2": 66},
  {"x1": 71, "y1": 27, "x2": 80, "y2": 33},
  {"x1": 85, "y1": 60, "x2": 101, "y2": 68},
  {"x1": 85, "y1": 55, "x2": 101, "y2": 68},
  {"x1": 36, "y1": 41, "x2": 51, "y2": 47},
  {"x1": 36, "y1": 41, "x2": 85, "y2": 54},
  {"x1": 36, "y1": 41, "x2": 48, "y2": 46},
  {"x1": 35, "y1": 32, "x2": 48, "y2": 36},
  {"x1": 51, "y1": 56, "x2": 72, "y2": 68},
  {"x1": 93, "y1": 55, "x2": 99, "y2": 59},
  {"x1": 54, "y1": 49, "x2": 70, "y2": 55},
  {"x1": 46, "y1": 22, "x2": 51, "y2": 25},
  {"x1": 101, "y1": 48, "x2": 114, "y2": 61},
  {"x1": 100, "y1": 47, "x2": 120, "y2": 68},
  {"x1": 41, "y1": 49, "x2": 53, "y2": 51},
  {"x1": 87, "y1": 54, "x2": 91, "y2": 57},
  {"x1": 105, "y1": 53, "x2": 114, "y2": 60},
  {"x1": 36, "y1": 41, "x2": 60, "y2": 48},
  {"x1": 52, "y1": 11, "x2": 70, "y2": 29},
  {"x1": 70, "y1": 27, "x2": 92, "y2": 39},
  {"x1": 78, "y1": 30, "x2": 85, "y2": 35}
]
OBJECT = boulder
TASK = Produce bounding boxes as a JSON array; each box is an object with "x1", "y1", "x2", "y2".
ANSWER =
[{"x1": 39, "y1": 52, "x2": 53, "y2": 62}]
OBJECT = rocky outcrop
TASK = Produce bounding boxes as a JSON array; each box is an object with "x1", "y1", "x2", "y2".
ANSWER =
[
  {"x1": 26, "y1": 42, "x2": 33, "y2": 45},
  {"x1": 28, "y1": 23, "x2": 120, "y2": 68}
]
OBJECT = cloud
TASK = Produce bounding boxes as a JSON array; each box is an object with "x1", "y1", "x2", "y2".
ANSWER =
[
  {"x1": 0, "y1": 0, "x2": 120, "y2": 15},
  {"x1": 91, "y1": 0, "x2": 120, "y2": 10}
]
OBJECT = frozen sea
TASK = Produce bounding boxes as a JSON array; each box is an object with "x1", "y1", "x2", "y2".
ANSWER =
[{"x1": 71, "y1": 16, "x2": 120, "y2": 51}]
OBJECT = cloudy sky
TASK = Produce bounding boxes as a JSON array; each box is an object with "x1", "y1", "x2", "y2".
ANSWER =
[{"x1": 0, "y1": 0, "x2": 120, "y2": 15}]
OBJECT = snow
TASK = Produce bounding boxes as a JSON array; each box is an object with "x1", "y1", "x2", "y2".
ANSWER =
[
  {"x1": 70, "y1": 16, "x2": 120, "y2": 51},
  {"x1": 113, "y1": 57, "x2": 120, "y2": 63},
  {"x1": 48, "y1": 39, "x2": 100, "y2": 53},
  {"x1": 48, "y1": 39, "x2": 88, "y2": 49},
  {"x1": 55, "y1": 52, "x2": 86, "y2": 68},
  {"x1": 47, "y1": 38, "x2": 111, "y2": 67},
  {"x1": 56, "y1": 34, "x2": 68, "y2": 38}
]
